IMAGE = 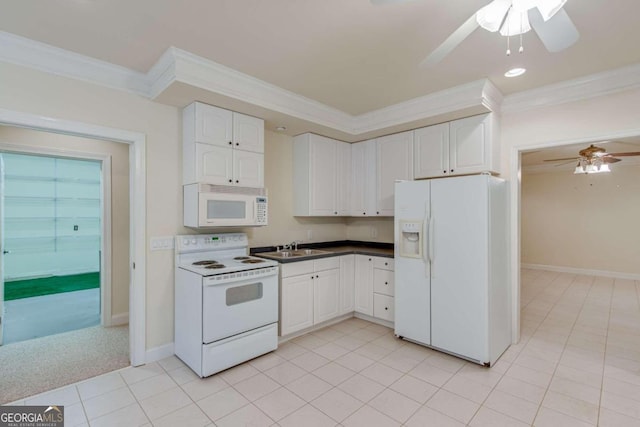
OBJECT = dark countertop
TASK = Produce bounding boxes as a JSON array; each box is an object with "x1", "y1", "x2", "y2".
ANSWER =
[{"x1": 251, "y1": 240, "x2": 394, "y2": 263}]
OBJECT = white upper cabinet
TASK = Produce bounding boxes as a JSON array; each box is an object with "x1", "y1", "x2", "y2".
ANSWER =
[
  {"x1": 376, "y1": 131, "x2": 414, "y2": 216},
  {"x1": 194, "y1": 103, "x2": 233, "y2": 146},
  {"x1": 233, "y1": 112, "x2": 264, "y2": 153},
  {"x1": 293, "y1": 133, "x2": 350, "y2": 216},
  {"x1": 414, "y1": 113, "x2": 498, "y2": 179},
  {"x1": 414, "y1": 123, "x2": 449, "y2": 179},
  {"x1": 350, "y1": 139, "x2": 377, "y2": 216},
  {"x1": 184, "y1": 102, "x2": 265, "y2": 186}
]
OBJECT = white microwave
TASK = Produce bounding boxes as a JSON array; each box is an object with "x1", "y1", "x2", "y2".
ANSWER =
[{"x1": 184, "y1": 184, "x2": 268, "y2": 228}]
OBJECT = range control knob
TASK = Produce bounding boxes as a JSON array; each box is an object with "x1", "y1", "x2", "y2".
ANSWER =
[{"x1": 183, "y1": 239, "x2": 190, "y2": 245}]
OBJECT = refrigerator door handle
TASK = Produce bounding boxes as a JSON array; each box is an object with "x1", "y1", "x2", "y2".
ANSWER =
[{"x1": 428, "y1": 215, "x2": 435, "y2": 278}]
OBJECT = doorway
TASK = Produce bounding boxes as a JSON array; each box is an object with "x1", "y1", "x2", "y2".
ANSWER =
[
  {"x1": 1, "y1": 152, "x2": 106, "y2": 345},
  {"x1": 509, "y1": 132, "x2": 640, "y2": 342},
  {"x1": 0, "y1": 108, "x2": 146, "y2": 367}
]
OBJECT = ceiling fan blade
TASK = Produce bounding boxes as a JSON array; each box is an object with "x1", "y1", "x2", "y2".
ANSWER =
[
  {"x1": 603, "y1": 157, "x2": 622, "y2": 163},
  {"x1": 553, "y1": 160, "x2": 576, "y2": 167},
  {"x1": 529, "y1": 8, "x2": 579, "y2": 52},
  {"x1": 543, "y1": 157, "x2": 578, "y2": 162},
  {"x1": 607, "y1": 152, "x2": 640, "y2": 157},
  {"x1": 370, "y1": 0, "x2": 414, "y2": 5},
  {"x1": 419, "y1": 13, "x2": 479, "y2": 68}
]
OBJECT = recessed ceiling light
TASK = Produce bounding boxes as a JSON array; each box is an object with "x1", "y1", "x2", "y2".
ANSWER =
[
  {"x1": 505, "y1": 67, "x2": 526, "y2": 77},
  {"x1": 276, "y1": 126, "x2": 287, "y2": 131}
]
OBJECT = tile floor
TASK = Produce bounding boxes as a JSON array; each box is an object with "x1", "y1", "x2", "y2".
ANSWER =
[{"x1": 6, "y1": 268, "x2": 640, "y2": 426}]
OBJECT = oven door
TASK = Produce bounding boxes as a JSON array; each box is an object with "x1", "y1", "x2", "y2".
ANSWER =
[
  {"x1": 202, "y1": 269, "x2": 278, "y2": 344},
  {"x1": 199, "y1": 192, "x2": 257, "y2": 227}
]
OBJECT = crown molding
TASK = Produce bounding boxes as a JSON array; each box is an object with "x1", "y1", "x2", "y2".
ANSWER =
[
  {"x1": 353, "y1": 79, "x2": 502, "y2": 134},
  {"x1": 8, "y1": 30, "x2": 639, "y2": 138},
  {"x1": 163, "y1": 48, "x2": 355, "y2": 133},
  {"x1": 502, "y1": 62, "x2": 640, "y2": 114},
  {"x1": 0, "y1": 31, "x2": 150, "y2": 96}
]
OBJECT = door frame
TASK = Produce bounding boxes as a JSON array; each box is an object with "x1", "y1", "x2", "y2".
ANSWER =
[
  {"x1": 508, "y1": 127, "x2": 640, "y2": 344},
  {"x1": 0, "y1": 108, "x2": 146, "y2": 366},
  {"x1": 0, "y1": 145, "x2": 113, "y2": 329}
]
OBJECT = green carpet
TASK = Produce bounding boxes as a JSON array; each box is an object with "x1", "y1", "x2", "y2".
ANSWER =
[{"x1": 4, "y1": 272, "x2": 100, "y2": 301}]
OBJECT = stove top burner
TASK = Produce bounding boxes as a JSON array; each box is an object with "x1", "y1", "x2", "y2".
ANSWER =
[
  {"x1": 234, "y1": 256, "x2": 250, "y2": 260},
  {"x1": 205, "y1": 264, "x2": 226, "y2": 269},
  {"x1": 193, "y1": 260, "x2": 219, "y2": 266},
  {"x1": 242, "y1": 259, "x2": 265, "y2": 264}
]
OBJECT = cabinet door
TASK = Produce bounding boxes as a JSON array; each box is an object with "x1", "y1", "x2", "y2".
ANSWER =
[
  {"x1": 336, "y1": 141, "x2": 351, "y2": 216},
  {"x1": 233, "y1": 112, "x2": 264, "y2": 153},
  {"x1": 350, "y1": 140, "x2": 377, "y2": 216},
  {"x1": 354, "y1": 255, "x2": 374, "y2": 316},
  {"x1": 374, "y1": 269, "x2": 395, "y2": 297},
  {"x1": 314, "y1": 269, "x2": 340, "y2": 324},
  {"x1": 281, "y1": 275, "x2": 314, "y2": 336},
  {"x1": 196, "y1": 143, "x2": 233, "y2": 185},
  {"x1": 195, "y1": 103, "x2": 233, "y2": 147},
  {"x1": 339, "y1": 255, "x2": 355, "y2": 315},
  {"x1": 449, "y1": 114, "x2": 490, "y2": 176},
  {"x1": 233, "y1": 150, "x2": 264, "y2": 188},
  {"x1": 377, "y1": 131, "x2": 413, "y2": 216},
  {"x1": 414, "y1": 123, "x2": 449, "y2": 179},
  {"x1": 310, "y1": 136, "x2": 338, "y2": 216}
]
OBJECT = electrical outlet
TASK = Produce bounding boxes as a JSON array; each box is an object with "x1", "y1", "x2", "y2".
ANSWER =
[
  {"x1": 150, "y1": 237, "x2": 175, "y2": 251},
  {"x1": 371, "y1": 227, "x2": 378, "y2": 238}
]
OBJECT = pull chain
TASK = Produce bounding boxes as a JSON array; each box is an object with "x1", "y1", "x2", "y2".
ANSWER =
[
  {"x1": 506, "y1": 35, "x2": 511, "y2": 56},
  {"x1": 519, "y1": 13, "x2": 524, "y2": 53}
]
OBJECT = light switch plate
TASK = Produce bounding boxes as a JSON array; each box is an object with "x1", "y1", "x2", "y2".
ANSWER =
[{"x1": 150, "y1": 236, "x2": 175, "y2": 251}]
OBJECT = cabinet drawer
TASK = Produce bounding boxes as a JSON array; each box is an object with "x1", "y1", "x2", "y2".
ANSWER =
[
  {"x1": 373, "y1": 294, "x2": 394, "y2": 322},
  {"x1": 373, "y1": 269, "x2": 394, "y2": 296},
  {"x1": 314, "y1": 256, "x2": 340, "y2": 271},
  {"x1": 373, "y1": 257, "x2": 394, "y2": 271},
  {"x1": 281, "y1": 260, "x2": 314, "y2": 278}
]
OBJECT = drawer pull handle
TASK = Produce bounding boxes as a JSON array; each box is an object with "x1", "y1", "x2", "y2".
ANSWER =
[
  {"x1": 385, "y1": 282, "x2": 388, "y2": 285},
  {"x1": 385, "y1": 307, "x2": 388, "y2": 310}
]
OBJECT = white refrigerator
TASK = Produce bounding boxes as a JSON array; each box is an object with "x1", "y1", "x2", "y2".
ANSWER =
[{"x1": 394, "y1": 175, "x2": 510, "y2": 366}]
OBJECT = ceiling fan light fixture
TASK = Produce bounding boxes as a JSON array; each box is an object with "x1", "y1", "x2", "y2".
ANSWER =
[
  {"x1": 536, "y1": 0, "x2": 567, "y2": 21},
  {"x1": 476, "y1": 0, "x2": 512, "y2": 32},
  {"x1": 500, "y1": 8, "x2": 532, "y2": 36}
]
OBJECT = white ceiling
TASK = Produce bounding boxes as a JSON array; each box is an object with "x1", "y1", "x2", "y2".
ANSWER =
[{"x1": 1, "y1": 0, "x2": 639, "y2": 116}]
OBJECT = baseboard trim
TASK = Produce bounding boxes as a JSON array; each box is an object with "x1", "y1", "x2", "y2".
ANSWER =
[
  {"x1": 111, "y1": 312, "x2": 129, "y2": 326},
  {"x1": 145, "y1": 343, "x2": 175, "y2": 364},
  {"x1": 279, "y1": 314, "x2": 353, "y2": 344},
  {"x1": 521, "y1": 263, "x2": 640, "y2": 281},
  {"x1": 353, "y1": 313, "x2": 394, "y2": 329}
]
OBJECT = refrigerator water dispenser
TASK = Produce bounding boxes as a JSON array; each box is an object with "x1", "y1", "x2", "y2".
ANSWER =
[{"x1": 399, "y1": 220, "x2": 422, "y2": 258}]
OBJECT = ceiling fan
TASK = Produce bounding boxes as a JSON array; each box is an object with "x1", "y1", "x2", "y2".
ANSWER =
[
  {"x1": 371, "y1": 0, "x2": 580, "y2": 67},
  {"x1": 544, "y1": 144, "x2": 640, "y2": 174}
]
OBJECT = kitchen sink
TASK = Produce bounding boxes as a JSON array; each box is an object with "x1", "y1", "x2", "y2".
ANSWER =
[
  {"x1": 258, "y1": 248, "x2": 331, "y2": 259},
  {"x1": 292, "y1": 249, "x2": 329, "y2": 256}
]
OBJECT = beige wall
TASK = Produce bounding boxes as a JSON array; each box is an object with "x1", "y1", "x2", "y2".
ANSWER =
[
  {"x1": 0, "y1": 62, "x2": 181, "y2": 349},
  {"x1": 346, "y1": 217, "x2": 394, "y2": 243},
  {"x1": 501, "y1": 89, "x2": 640, "y2": 178},
  {"x1": 0, "y1": 126, "x2": 130, "y2": 316},
  {"x1": 501, "y1": 88, "x2": 640, "y2": 283},
  {"x1": 521, "y1": 166, "x2": 640, "y2": 274},
  {"x1": 247, "y1": 131, "x2": 347, "y2": 247}
]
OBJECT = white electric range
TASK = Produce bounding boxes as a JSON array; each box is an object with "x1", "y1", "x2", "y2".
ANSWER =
[{"x1": 174, "y1": 233, "x2": 279, "y2": 378}]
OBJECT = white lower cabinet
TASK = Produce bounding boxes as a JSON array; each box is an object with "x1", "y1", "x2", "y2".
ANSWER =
[
  {"x1": 281, "y1": 273, "x2": 314, "y2": 336},
  {"x1": 280, "y1": 257, "x2": 340, "y2": 336},
  {"x1": 339, "y1": 255, "x2": 355, "y2": 315},
  {"x1": 281, "y1": 254, "x2": 393, "y2": 336},
  {"x1": 354, "y1": 255, "x2": 374, "y2": 316},
  {"x1": 355, "y1": 255, "x2": 395, "y2": 322},
  {"x1": 314, "y1": 268, "x2": 340, "y2": 324}
]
